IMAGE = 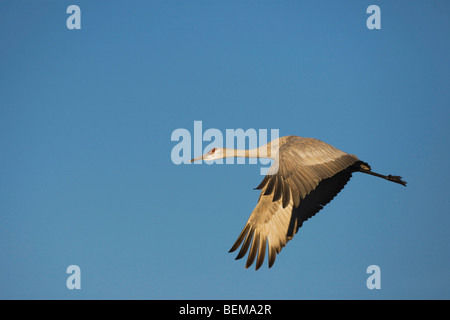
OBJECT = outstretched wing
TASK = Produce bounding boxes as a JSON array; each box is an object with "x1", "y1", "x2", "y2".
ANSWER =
[{"x1": 229, "y1": 137, "x2": 359, "y2": 270}]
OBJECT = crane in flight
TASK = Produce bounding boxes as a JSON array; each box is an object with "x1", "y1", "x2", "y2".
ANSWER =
[{"x1": 190, "y1": 136, "x2": 406, "y2": 270}]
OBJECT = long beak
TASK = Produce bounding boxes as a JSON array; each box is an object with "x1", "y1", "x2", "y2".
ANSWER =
[{"x1": 190, "y1": 155, "x2": 204, "y2": 163}]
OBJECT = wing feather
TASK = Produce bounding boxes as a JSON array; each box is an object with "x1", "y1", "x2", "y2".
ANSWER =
[
  {"x1": 246, "y1": 232, "x2": 259, "y2": 268},
  {"x1": 273, "y1": 175, "x2": 283, "y2": 202},
  {"x1": 230, "y1": 136, "x2": 360, "y2": 269}
]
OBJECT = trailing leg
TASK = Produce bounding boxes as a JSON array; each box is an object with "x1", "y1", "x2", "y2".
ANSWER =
[{"x1": 357, "y1": 162, "x2": 407, "y2": 187}]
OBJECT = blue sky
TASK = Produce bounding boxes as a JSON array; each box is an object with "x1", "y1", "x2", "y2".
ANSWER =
[{"x1": 0, "y1": 0, "x2": 449, "y2": 299}]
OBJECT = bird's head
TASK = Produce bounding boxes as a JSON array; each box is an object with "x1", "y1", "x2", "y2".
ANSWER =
[{"x1": 190, "y1": 147, "x2": 227, "y2": 162}]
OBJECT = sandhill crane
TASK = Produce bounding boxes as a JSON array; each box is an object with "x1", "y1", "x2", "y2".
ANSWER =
[{"x1": 191, "y1": 136, "x2": 406, "y2": 270}]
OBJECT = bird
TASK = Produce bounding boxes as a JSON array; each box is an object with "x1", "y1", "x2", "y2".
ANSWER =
[{"x1": 190, "y1": 135, "x2": 406, "y2": 270}]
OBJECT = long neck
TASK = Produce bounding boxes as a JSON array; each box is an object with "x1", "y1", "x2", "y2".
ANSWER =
[{"x1": 227, "y1": 142, "x2": 277, "y2": 159}]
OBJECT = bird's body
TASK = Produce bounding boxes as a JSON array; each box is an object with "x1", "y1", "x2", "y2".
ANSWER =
[{"x1": 191, "y1": 135, "x2": 406, "y2": 270}]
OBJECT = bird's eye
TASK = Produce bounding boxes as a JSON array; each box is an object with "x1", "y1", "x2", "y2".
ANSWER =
[{"x1": 210, "y1": 148, "x2": 216, "y2": 154}]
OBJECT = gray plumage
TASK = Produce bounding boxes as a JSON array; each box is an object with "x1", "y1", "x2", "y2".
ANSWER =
[{"x1": 192, "y1": 135, "x2": 407, "y2": 270}]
